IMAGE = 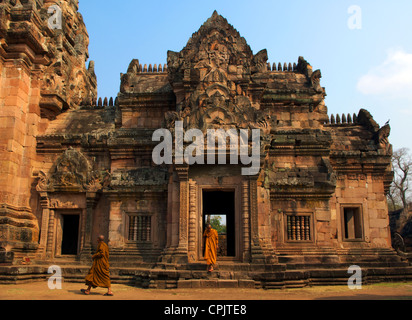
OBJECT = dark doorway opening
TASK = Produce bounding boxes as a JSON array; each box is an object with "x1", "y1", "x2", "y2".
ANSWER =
[
  {"x1": 203, "y1": 190, "x2": 236, "y2": 257},
  {"x1": 61, "y1": 215, "x2": 80, "y2": 255}
]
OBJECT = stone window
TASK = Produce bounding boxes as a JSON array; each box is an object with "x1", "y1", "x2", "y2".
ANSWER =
[
  {"x1": 342, "y1": 207, "x2": 363, "y2": 241},
  {"x1": 286, "y1": 215, "x2": 312, "y2": 242},
  {"x1": 128, "y1": 215, "x2": 152, "y2": 242}
]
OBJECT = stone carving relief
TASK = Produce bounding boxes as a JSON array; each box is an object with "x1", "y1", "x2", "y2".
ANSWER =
[
  {"x1": 50, "y1": 148, "x2": 90, "y2": 188},
  {"x1": 49, "y1": 199, "x2": 78, "y2": 209},
  {"x1": 310, "y1": 69, "x2": 323, "y2": 93},
  {"x1": 164, "y1": 12, "x2": 276, "y2": 135},
  {"x1": 110, "y1": 168, "x2": 169, "y2": 187},
  {"x1": 36, "y1": 148, "x2": 110, "y2": 192},
  {"x1": 357, "y1": 109, "x2": 393, "y2": 155},
  {"x1": 40, "y1": 1, "x2": 97, "y2": 112},
  {"x1": 376, "y1": 122, "x2": 392, "y2": 155}
]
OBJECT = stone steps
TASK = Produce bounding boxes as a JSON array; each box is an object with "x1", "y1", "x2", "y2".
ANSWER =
[
  {"x1": 59, "y1": 262, "x2": 412, "y2": 289},
  {"x1": 2, "y1": 264, "x2": 412, "y2": 288},
  {"x1": 2, "y1": 250, "x2": 412, "y2": 288},
  {"x1": 285, "y1": 261, "x2": 410, "y2": 270}
]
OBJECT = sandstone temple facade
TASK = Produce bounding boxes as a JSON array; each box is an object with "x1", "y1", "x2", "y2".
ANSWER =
[{"x1": 0, "y1": 2, "x2": 411, "y2": 287}]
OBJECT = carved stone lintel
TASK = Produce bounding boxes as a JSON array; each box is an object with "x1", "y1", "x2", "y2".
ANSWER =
[{"x1": 49, "y1": 199, "x2": 78, "y2": 209}]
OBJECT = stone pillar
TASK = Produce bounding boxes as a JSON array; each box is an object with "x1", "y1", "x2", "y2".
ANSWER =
[
  {"x1": 173, "y1": 165, "x2": 189, "y2": 263},
  {"x1": 159, "y1": 171, "x2": 179, "y2": 263},
  {"x1": 242, "y1": 180, "x2": 251, "y2": 262},
  {"x1": 79, "y1": 208, "x2": 87, "y2": 254},
  {"x1": 248, "y1": 176, "x2": 277, "y2": 264},
  {"x1": 107, "y1": 196, "x2": 123, "y2": 250},
  {"x1": 46, "y1": 210, "x2": 56, "y2": 259},
  {"x1": 188, "y1": 180, "x2": 197, "y2": 262},
  {"x1": 249, "y1": 178, "x2": 265, "y2": 263},
  {"x1": 79, "y1": 192, "x2": 99, "y2": 262},
  {"x1": 37, "y1": 192, "x2": 50, "y2": 259}
]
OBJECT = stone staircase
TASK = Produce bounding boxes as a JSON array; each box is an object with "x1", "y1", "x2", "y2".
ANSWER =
[{"x1": 1, "y1": 249, "x2": 412, "y2": 288}]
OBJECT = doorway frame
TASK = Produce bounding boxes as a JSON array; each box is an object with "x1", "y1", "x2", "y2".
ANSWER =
[
  {"x1": 54, "y1": 210, "x2": 82, "y2": 258},
  {"x1": 197, "y1": 185, "x2": 240, "y2": 262}
]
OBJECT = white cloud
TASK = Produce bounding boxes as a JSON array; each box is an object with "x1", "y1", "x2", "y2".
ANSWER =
[{"x1": 357, "y1": 48, "x2": 412, "y2": 101}]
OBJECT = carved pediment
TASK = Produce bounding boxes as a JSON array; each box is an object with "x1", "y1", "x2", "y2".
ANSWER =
[
  {"x1": 49, "y1": 148, "x2": 91, "y2": 188},
  {"x1": 165, "y1": 11, "x2": 274, "y2": 133},
  {"x1": 36, "y1": 148, "x2": 110, "y2": 192}
]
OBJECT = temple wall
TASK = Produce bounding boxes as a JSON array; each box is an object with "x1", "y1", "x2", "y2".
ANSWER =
[
  {"x1": 269, "y1": 198, "x2": 331, "y2": 248},
  {"x1": 331, "y1": 174, "x2": 391, "y2": 249},
  {"x1": 107, "y1": 194, "x2": 167, "y2": 253},
  {"x1": 268, "y1": 174, "x2": 391, "y2": 252},
  {"x1": 0, "y1": 60, "x2": 38, "y2": 209},
  {"x1": 0, "y1": 58, "x2": 41, "y2": 254}
]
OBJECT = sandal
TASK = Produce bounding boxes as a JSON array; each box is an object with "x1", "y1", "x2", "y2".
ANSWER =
[
  {"x1": 81, "y1": 289, "x2": 90, "y2": 295},
  {"x1": 104, "y1": 292, "x2": 114, "y2": 296}
]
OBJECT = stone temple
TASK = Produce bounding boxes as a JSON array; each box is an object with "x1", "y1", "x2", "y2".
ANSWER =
[{"x1": 1, "y1": 2, "x2": 411, "y2": 288}]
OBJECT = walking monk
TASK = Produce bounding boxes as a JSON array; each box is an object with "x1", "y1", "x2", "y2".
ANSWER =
[
  {"x1": 203, "y1": 224, "x2": 218, "y2": 272},
  {"x1": 81, "y1": 235, "x2": 113, "y2": 296}
]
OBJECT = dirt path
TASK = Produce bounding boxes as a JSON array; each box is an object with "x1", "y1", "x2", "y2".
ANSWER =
[{"x1": 1, "y1": 281, "x2": 412, "y2": 300}]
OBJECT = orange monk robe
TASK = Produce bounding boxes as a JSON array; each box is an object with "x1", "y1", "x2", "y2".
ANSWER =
[
  {"x1": 203, "y1": 228, "x2": 218, "y2": 265},
  {"x1": 85, "y1": 241, "x2": 111, "y2": 288}
]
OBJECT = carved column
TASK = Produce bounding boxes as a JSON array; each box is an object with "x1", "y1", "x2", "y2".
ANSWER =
[
  {"x1": 179, "y1": 181, "x2": 189, "y2": 249},
  {"x1": 249, "y1": 178, "x2": 265, "y2": 263},
  {"x1": 242, "y1": 180, "x2": 251, "y2": 262},
  {"x1": 37, "y1": 192, "x2": 50, "y2": 259},
  {"x1": 80, "y1": 192, "x2": 99, "y2": 261},
  {"x1": 46, "y1": 209, "x2": 55, "y2": 258},
  {"x1": 174, "y1": 164, "x2": 189, "y2": 263},
  {"x1": 79, "y1": 208, "x2": 86, "y2": 252},
  {"x1": 248, "y1": 174, "x2": 277, "y2": 264},
  {"x1": 188, "y1": 179, "x2": 197, "y2": 262},
  {"x1": 159, "y1": 171, "x2": 179, "y2": 263}
]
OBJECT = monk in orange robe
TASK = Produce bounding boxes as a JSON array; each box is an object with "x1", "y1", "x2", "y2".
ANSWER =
[
  {"x1": 82, "y1": 235, "x2": 113, "y2": 296},
  {"x1": 203, "y1": 224, "x2": 218, "y2": 272}
]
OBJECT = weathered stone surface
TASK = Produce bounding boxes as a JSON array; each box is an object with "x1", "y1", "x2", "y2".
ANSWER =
[
  {"x1": 0, "y1": 8, "x2": 406, "y2": 286},
  {"x1": 0, "y1": 0, "x2": 97, "y2": 259}
]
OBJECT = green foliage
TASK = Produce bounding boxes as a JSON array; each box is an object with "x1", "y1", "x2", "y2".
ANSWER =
[{"x1": 210, "y1": 215, "x2": 227, "y2": 234}]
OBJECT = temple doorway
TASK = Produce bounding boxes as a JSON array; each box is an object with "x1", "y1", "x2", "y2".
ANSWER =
[
  {"x1": 202, "y1": 190, "x2": 236, "y2": 258},
  {"x1": 60, "y1": 214, "x2": 80, "y2": 256}
]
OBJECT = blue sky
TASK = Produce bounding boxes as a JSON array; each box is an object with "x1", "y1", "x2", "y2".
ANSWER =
[{"x1": 79, "y1": 0, "x2": 412, "y2": 152}]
